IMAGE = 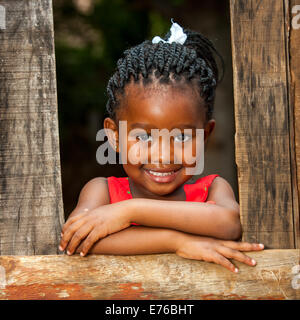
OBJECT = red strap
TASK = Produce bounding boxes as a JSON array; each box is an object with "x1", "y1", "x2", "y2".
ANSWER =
[
  {"x1": 184, "y1": 174, "x2": 219, "y2": 202},
  {"x1": 107, "y1": 176, "x2": 132, "y2": 203},
  {"x1": 107, "y1": 177, "x2": 139, "y2": 226}
]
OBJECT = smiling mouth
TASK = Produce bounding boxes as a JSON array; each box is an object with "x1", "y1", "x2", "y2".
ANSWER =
[
  {"x1": 146, "y1": 170, "x2": 176, "y2": 176},
  {"x1": 143, "y1": 167, "x2": 182, "y2": 182}
]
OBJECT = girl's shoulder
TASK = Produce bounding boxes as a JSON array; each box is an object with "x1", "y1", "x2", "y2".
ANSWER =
[
  {"x1": 184, "y1": 174, "x2": 220, "y2": 202},
  {"x1": 193, "y1": 174, "x2": 220, "y2": 185},
  {"x1": 194, "y1": 174, "x2": 234, "y2": 195},
  {"x1": 205, "y1": 175, "x2": 239, "y2": 205},
  {"x1": 77, "y1": 177, "x2": 110, "y2": 207},
  {"x1": 185, "y1": 174, "x2": 237, "y2": 204},
  {"x1": 84, "y1": 176, "x2": 109, "y2": 188},
  {"x1": 203, "y1": 174, "x2": 232, "y2": 191}
]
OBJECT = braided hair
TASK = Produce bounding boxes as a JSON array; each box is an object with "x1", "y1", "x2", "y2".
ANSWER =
[{"x1": 105, "y1": 25, "x2": 225, "y2": 122}]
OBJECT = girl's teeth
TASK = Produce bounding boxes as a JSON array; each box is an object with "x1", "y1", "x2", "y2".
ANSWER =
[{"x1": 148, "y1": 170, "x2": 174, "y2": 176}]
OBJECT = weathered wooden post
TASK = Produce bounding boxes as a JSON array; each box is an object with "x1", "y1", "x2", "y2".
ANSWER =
[
  {"x1": 0, "y1": 0, "x2": 64, "y2": 255},
  {"x1": 290, "y1": 0, "x2": 300, "y2": 250},
  {"x1": 230, "y1": 0, "x2": 300, "y2": 249},
  {"x1": 0, "y1": 0, "x2": 298, "y2": 300}
]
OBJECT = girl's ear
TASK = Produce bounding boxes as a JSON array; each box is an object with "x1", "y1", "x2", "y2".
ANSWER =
[
  {"x1": 204, "y1": 119, "x2": 215, "y2": 142},
  {"x1": 103, "y1": 117, "x2": 119, "y2": 152}
]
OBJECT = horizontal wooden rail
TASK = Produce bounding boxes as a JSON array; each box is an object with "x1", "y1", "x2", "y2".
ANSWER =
[{"x1": 0, "y1": 249, "x2": 299, "y2": 300}]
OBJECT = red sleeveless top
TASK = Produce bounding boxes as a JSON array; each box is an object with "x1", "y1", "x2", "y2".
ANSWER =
[{"x1": 107, "y1": 174, "x2": 219, "y2": 226}]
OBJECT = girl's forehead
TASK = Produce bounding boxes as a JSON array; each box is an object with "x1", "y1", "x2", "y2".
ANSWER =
[{"x1": 117, "y1": 82, "x2": 206, "y2": 128}]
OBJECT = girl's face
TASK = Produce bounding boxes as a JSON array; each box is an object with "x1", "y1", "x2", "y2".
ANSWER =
[{"x1": 104, "y1": 81, "x2": 215, "y2": 197}]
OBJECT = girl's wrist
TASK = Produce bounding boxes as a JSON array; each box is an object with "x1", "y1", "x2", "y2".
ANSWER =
[
  {"x1": 165, "y1": 229, "x2": 186, "y2": 252},
  {"x1": 122, "y1": 198, "x2": 142, "y2": 223},
  {"x1": 116, "y1": 199, "x2": 140, "y2": 225}
]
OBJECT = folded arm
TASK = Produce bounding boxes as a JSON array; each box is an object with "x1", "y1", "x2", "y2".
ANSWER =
[
  {"x1": 125, "y1": 177, "x2": 241, "y2": 240},
  {"x1": 74, "y1": 225, "x2": 263, "y2": 274},
  {"x1": 60, "y1": 176, "x2": 242, "y2": 257},
  {"x1": 75, "y1": 225, "x2": 179, "y2": 255}
]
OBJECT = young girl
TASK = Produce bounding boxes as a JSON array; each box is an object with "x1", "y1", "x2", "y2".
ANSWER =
[{"x1": 59, "y1": 21, "x2": 264, "y2": 273}]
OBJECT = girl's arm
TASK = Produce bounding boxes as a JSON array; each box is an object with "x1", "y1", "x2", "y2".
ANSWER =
[
  {"x1": 76, "y1": 226, "x2": 178, "y2": 255},
  {"x1": 65, "y1": 177, "x2": 111, "y2": 219},
  {"x1": 60, "y1": 176, "x2": 241, "y2": 255},
  {"x1": 126, "y1": 177, "x2": 241, "y2": 240},
  {"x1": 74, "y1": 225, "x2": 264, "y2": 274},
  {"x1": 59, "y1": 177, "x2": 111, "y2": 251}
]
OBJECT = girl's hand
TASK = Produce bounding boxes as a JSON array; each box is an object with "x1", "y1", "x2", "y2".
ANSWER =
[
  {"x1": 59, "y1": 202, "x2": 131, "y2": 256},
  {"x1": 175, "y1": 234, "x2": 264, "y2": 273}
]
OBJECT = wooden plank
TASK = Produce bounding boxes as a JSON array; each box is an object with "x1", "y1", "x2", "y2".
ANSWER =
[
  {"x1": 289, "y1": 0, "x2": 300, "y2": 249},
  {"x1": 0, "y1": 250, "x2": 299, "y2": 300},
  {"x1": 0, "y1": 0, "x2": 64, "y2": 255},
  {"x1": 230, "y1": 0, "x2": 295, "y2": 248}
]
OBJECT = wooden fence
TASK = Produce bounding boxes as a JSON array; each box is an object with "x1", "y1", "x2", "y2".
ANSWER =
[{"x1": 0, "y1": 0, "x2": 299, "y2": 299}]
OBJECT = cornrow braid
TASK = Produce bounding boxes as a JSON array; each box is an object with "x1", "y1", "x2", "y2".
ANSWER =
[{"x1": 105, "y1": 25, "x2": 225, "y2": 122}]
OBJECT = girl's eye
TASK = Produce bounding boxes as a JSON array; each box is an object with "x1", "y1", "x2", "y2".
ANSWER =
[
  {"x1": 137, "y1": 133, "x2": 152, "y2": 142},
  {"x1": 174, "y1": 133, "x2": 192, "y2": 143}
]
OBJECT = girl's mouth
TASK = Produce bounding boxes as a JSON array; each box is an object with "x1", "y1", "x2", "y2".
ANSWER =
[{"x1": 143, "y1": 168, "x2": 181, "y2": 183}]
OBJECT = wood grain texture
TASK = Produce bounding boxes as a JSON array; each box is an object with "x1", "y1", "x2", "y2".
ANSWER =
[
  {"x1": 230, "y1": 0, "x2": 296, "y2": 248},
  {"x1": 0, "y1": 0, "x2": 65, "y2": 254},
  {"x1": 0, "y1": 250, "x2": 299, "y2": 300},
  {"x1": 289, "y1": 0, "x2": 300, "y2": 249}
]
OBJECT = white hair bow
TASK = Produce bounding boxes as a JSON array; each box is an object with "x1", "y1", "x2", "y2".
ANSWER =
[{"x1": 152, "y1": 19, "x2": 187, "y2": 45}]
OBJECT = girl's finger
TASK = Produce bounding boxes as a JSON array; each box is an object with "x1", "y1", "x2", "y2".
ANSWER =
[
  {"x1": 61, "y1": 211, "x2": 90, "y2": 235},
  {"x1": 80, "y1": 228, "x2": 107, "y2": 257},
  {"x1": 219, "y1": 240, "x2": 264, "y2": 252},
  {"x1": 208, "y1": 251, "x2": 238, "y2": 273},
  {"x1": 65, "y1": 223, "x2": 93, "y2": 255},
  {"x1": 217, "y1": 246, "x2": 256, "y2": 267},
  {"x1": 59, "y1": 218, "x2": 87, "y2": 251}
]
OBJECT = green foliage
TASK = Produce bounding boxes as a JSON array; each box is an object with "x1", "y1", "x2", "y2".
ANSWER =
[
  {"x1": 149, "y1": 11, "x2": 170, "y2": 39},
  {"x1": 54, "y1": 0, "x2": 171, "y2": 140}
]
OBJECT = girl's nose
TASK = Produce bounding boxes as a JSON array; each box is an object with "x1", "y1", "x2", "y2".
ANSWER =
[{"x1": 148, "y1": 138, "x2": 175, "y2": 164}]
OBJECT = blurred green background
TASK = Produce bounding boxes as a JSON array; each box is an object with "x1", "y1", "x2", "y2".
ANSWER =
[{"x1": 53, "y1": 0, "x2": 237, "y2": 218}]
